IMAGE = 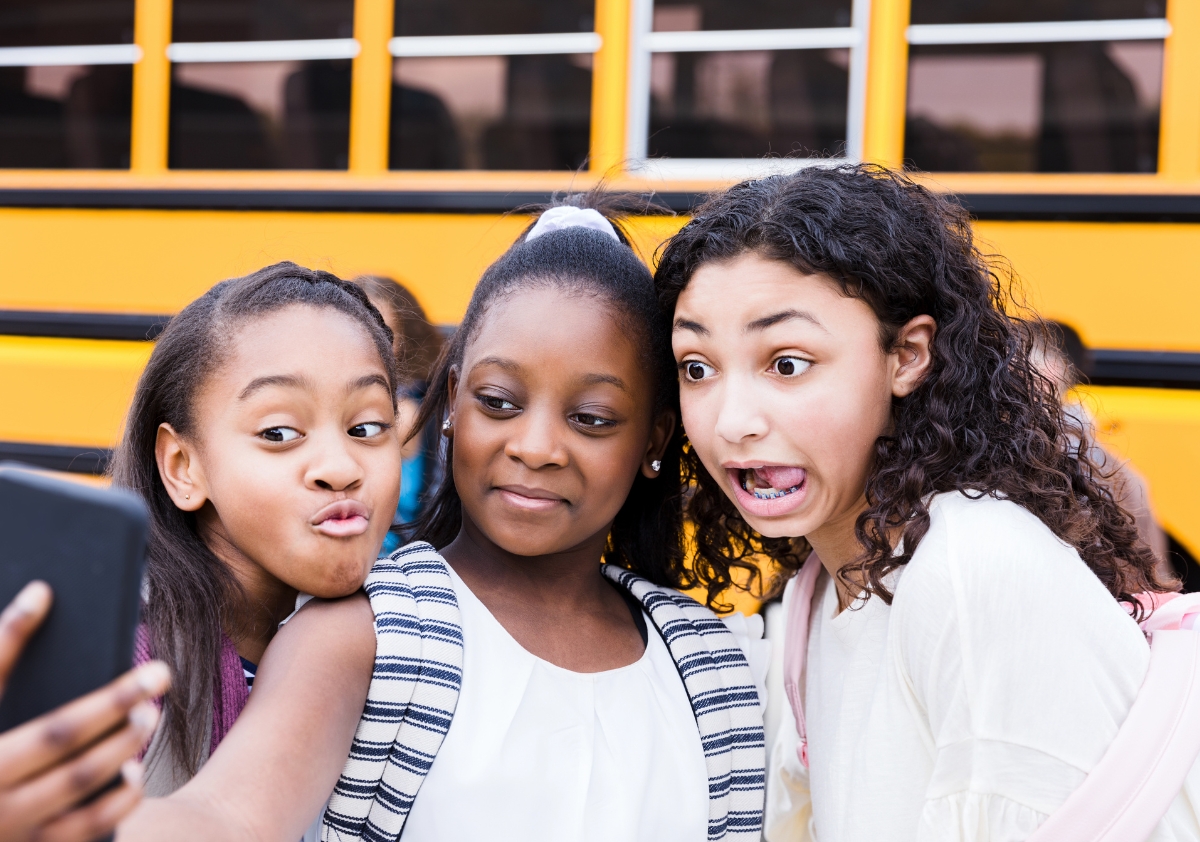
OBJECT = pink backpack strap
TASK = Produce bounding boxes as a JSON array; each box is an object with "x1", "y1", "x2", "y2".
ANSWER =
[
  {"x1": 782, "y1": 553, "x2": 823, "y2": 768},
  {"x1": 1027, "y1": 627, "x2": 1200, "y2": 842}
]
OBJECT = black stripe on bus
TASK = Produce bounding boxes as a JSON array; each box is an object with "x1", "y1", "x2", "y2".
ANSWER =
[
  {"x1": 0, "y1": 442, "x2": 111, "y2": 475},
  {"x1": 1090, "y1": 350, "x2": 1200, "y2": 390},
  {"x1": 0, "y1": 310, "x2": 170, "y2": 341},
  {"x1": 1, "y1": 188, "x2": 1200, "y2": 220}
]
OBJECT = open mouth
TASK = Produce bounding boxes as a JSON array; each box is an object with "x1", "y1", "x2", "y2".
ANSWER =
[{"x1": 738, "y1": 466, "x2": 807, "y2": 500}]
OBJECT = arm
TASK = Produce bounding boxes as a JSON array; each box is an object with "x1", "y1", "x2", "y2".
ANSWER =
[
  {"x1": 0, "y1": 582, "x2": 169, "y2": 842},
  {"x1": 118, "y1": 591, "x2": 375, "y2": 842}
]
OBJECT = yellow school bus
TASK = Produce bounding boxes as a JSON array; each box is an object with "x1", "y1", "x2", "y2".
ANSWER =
[{"x1": 1, "y1": 0, "x2": 1198, "y2": 581}]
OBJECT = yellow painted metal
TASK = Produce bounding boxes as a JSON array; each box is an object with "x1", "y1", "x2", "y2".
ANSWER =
[
  {"x1": 971, "y1": 220, "x2": 1200, "y2": 353},
  {"x1": 1084, "y1": 385, "x2": 1200, "y2": 559},
  {"x1": 0, "y1": 337, "x2": 153, "y2": 448},
  {"x1": 0, "y1": 209, "x2": 685, "y2": 323},
  {"x1": 1160, "y1": 0, "x2": 1200, "y2": 180},
  {"x1": 7, "y1": 209, "x2": 1196, "y2": 352},
  {"x1": 590, "y1": 0, "x2": 632, "y2": 175},
  {"x1": 861, "y1": 0, "x2": 911, "y2": 167},
  {"x1": 349, "y1": 0, "x2": 395, "y2": 175},
  {"x1": 130, "y1": 0, "x2": 172, "y2": 174}
]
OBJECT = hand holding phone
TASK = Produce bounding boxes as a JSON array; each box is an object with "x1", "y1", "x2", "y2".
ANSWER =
[{"x1": 0, "y1": 582, "x2": 169, "y2": 842}]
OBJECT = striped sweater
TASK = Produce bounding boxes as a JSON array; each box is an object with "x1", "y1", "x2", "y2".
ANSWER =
[{"x1": 321, "y1": 541, "x2": 766, "y2": 841}]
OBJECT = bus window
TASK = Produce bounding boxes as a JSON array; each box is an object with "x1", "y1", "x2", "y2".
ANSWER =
[
  {"x1": 0, "y1": 0, "x2": 136, "y2": 169},
  {"x1": 647, "y1": 48, "x2": 849, "y2": 160},
  {"x1": 390, "y1": 0, "x2": 595, "y2": 171},
  {"x1": 629, "y1": 0, "x2": 864, "y2": 175},
  {"x1": 168, "y1": 0, "x2": 356, "y2": 169},
  {"x1": 904, "y1": 1, "x2": 1168, "y2": 173},
  {"x1": 910, "y1": 0, "x2": 1165, "y2": 25}
]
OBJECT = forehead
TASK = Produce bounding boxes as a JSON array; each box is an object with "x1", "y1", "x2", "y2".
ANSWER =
[
  {"x1": 676, "y1": 253, "x2": 875, "y2": 336},
  {"x1": 216, "y1": 304, "x2": 387, "y2": 385},
  {"x1": 464, "y1": 286, "x2": 649, "y2": 385}
]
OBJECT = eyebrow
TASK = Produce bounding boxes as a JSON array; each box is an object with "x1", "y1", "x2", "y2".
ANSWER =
[
  {"x1": 348, "y1": 374, "x2": 392, "y2": 395},
  {"x1": 745, "y1": 309, "x2": 827, "y2": 333},
  {"x1": 238, "y1": 373, "x2": 391, "y2": 401},
  {"x1": 673, "y1": 318, "x2": 709, "y2": 336},
  {"x1": 238, "y1": 374, "x2": 311, "y2": 401},
  {"x1": 581, "y1": 372, "x2": 630, "y2": 393},
  {"x1": 472, "y1": 355, "x2": 522, "y2": 373}
]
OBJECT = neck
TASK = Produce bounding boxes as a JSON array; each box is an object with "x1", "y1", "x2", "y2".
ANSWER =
[
  {"x1": 199, "y1": 516, "x2": 298, "y2": 664},
  {"x1": 806, "y1": 494, "x2": 870, "y2": 613},
  {"x1": 440, "y1": 514, "x2": 612, "y2": 611}
]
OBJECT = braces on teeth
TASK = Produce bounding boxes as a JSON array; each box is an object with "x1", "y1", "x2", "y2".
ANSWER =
[{"x1": 741, "y1": 472, "x2": 802, "y2": 500}]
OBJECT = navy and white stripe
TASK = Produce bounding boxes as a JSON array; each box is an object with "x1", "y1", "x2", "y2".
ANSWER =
[
  {"x1": 322, "y1": 542, "x2": 766, "y2": 841},
  {"x1": 602, "y1": 565, "x2": 766, "y2": 840}
]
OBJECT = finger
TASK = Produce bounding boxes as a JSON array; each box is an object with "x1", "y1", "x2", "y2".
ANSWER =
[
  {"x1": 34, "y1": 760, "x2": 144, "y2": 842},
  {"x1": 0, "y1": 661, "x2": 169, "y2": 788},
  {"x1": 8, "y1": 709, "x2": 157, "y2": 829},
  {"x1": 0, "y1": 581, "x2": 52, "y2": 693}
]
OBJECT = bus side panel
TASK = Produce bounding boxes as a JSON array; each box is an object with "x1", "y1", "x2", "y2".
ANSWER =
[
  {"x1": 974, "y1": 220, "x2": 1200, "y2": 353},
  {"x1": 1083, "y1": 386, "x2": 1200, "y2": 561},
  {"x1": 0, "y1": 337, "x2": 152, "y2": 448}
]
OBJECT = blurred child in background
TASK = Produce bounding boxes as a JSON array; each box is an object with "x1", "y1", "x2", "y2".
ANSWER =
[
  {"x1": 354, "y1": 276, "x2": 446, "y2": 550},
  {"x1": 1031, "y1": 320, "x2": 1170, "y2": 582}
]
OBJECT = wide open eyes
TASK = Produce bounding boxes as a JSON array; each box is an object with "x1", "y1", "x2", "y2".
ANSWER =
[
  {"x1": 680, "y1": 360, "x2": 716, "y2": 382},
  {"x1": 260, "y1": 426, "x2": 301, "y2": 443},
  {"x1": 348, "y1": 421, "x2": 389, "y2": 438},
  {"x1": 771, "y1": 356, "x2": 811, "y2": 377}
]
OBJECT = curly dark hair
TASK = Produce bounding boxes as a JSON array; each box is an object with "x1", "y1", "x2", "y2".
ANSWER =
[{"x1": 655, "y1": 163, "x2": 1166, "y2": 610}]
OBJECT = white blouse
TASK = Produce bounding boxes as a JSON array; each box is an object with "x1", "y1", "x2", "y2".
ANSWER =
[
  {"x1": 402, "y1": 565, "x2": 768, "y2": 842},
  {"x1": 766, "y1": 491, "x2": 1200, "y2": 842}
]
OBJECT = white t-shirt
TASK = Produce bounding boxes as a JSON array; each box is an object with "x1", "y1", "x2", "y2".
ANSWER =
[
  {"x1": 402, "y1": 564, "x2": 768, "y2": 842},
  {"x1": 766, "y1": 491, "x2": 1200, "y2": 842}
]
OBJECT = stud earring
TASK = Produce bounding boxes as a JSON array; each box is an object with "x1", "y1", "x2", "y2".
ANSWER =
[
  {"x1": 185, "y1": 495, "x2": 190, "y2": 500},
  {"x1": 651, "y1": 460, "x2": 661, "y2": 472},
  {"x1": 441, "y1": 418, "x2": 453, "y2": 435}
]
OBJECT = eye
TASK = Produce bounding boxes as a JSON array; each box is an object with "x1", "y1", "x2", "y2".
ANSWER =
[
  {"x1": 260, "y1": 426, "x2": 301, "y2": 443},
  {"x1": 680, "y1": 360, "x2": 716, "y2": 382},
  {"x1": 571, "y1": 412, "x2": 615, "y2": 429},
  {"x1": 349, "y1": 421, "x2": 388, "y2": 438},
  {"x1": 771, "y1": 356, "x2": 811, "y2": 377},
  {"x1": 479, "y1": 394, "x2": 518, "y2": 413}
]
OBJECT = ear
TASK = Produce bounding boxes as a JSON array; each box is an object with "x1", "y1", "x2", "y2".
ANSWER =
[
  {"x1": 641, "y1": 409, "x2": 677, "y2": 479},
  {"x1": 889, "y1": 315, "x2": 937, "y2": 398},
  {"x1": 155, "y1": 423, "x2": 208, "y2": 512}
]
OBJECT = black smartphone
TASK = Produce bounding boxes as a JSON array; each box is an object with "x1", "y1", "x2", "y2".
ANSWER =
[{"x1": 0, "y1": 465, "x2": 148, "y2": 730}]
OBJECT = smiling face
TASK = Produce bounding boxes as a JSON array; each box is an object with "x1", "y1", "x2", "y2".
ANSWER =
[
  {"x1": 156, "y1": 304, "x2": 402, "y2": 599},
  {"x1": 673, "y1": 252, "x2": 933, "y2": 551},
  {"x1": 448, "y1": 286, "x2": 670, "y2": 558}
]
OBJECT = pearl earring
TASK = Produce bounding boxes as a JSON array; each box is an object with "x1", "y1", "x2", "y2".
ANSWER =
[
  {"x1": 651, "y1": 460, "x2": 661, "y2": 472},
  {"x1": 185, "y1": 495, "x2": 190, "y2": 500}
]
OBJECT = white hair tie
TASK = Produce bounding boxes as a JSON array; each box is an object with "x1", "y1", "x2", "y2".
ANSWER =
[{"x1": 526, "y1": 206, "x2": 620, "y2": 244}]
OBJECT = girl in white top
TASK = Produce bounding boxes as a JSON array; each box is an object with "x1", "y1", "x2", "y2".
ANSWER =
[
  {"x1": 393, "y1": 196, "x2": 767, "y2": 841},
  {"x1": 653, "y1": 164, "x2": 1198, "y2": 841}
]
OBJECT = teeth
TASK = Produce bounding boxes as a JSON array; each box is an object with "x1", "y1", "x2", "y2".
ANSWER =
[
  {"x1": 740, "y1": 470, "x2": 801, "y2": 499},
  {"x1": 751, "y1": 484, "x2": 801, "y2": 500}
]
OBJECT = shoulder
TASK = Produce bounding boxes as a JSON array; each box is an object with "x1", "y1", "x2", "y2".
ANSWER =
[
  {"x1": 901, "y1": 491, "x2": 1106, "y2": 606},
  {"x1": 278, "y1": 590, "x2": 376, "y2": 670},
  {"x1": 893, "y1": 492, "x2": 1146, "y2": 695}
]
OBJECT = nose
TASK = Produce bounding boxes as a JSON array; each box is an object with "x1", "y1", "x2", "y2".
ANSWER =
[
  {"x1": 306, "y1": 428, "x2": 365, "y2": 493},
  {"x1": 713, "y1": 374, "x2": 770, "y2": 445},
  {"x1": 503, "y1": 405, "x2": 569, "y2": 470}
]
